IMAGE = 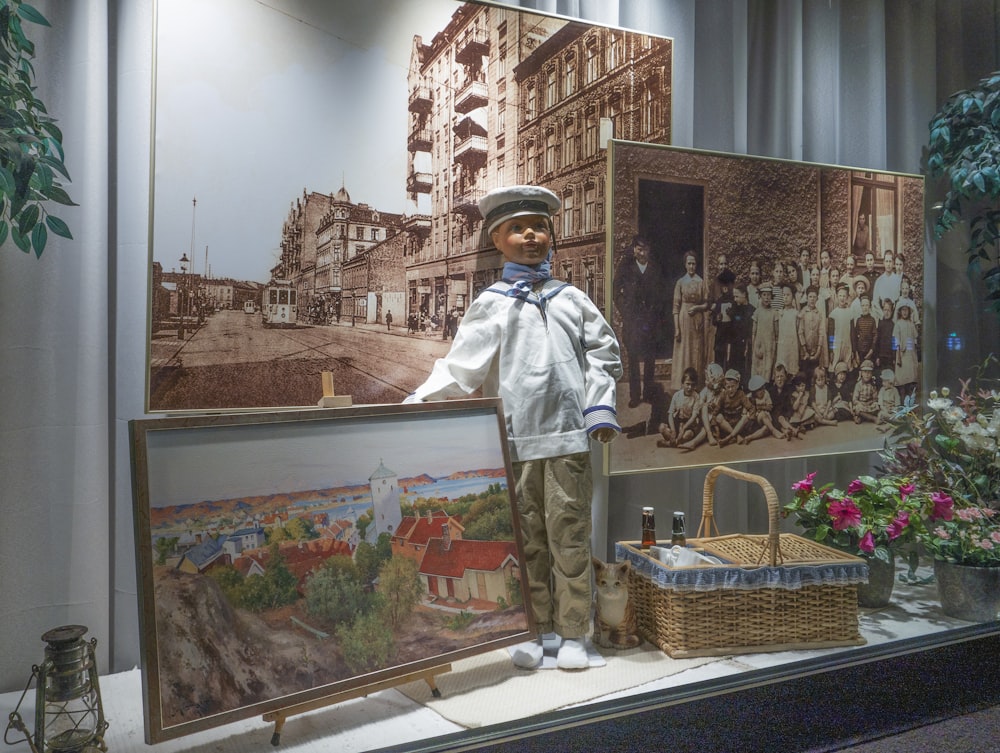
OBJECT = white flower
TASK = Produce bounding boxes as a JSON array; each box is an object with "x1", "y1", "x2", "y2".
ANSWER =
[
  {"x1": 927, "y1": 397, "x2": 953, "y2": 411},
  {"x1": 941, "y1": 387, "x2": 950, "y2": 397}
]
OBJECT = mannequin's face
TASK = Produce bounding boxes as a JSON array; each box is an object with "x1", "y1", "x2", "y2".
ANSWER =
[{"x1": 491, "y1": 214, "x2": 551, "y2": 266}]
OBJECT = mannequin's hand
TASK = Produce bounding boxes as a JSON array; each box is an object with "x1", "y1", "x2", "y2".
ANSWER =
[{"x1": 592, "y1": 427, "x2": 617, "y2": 444}]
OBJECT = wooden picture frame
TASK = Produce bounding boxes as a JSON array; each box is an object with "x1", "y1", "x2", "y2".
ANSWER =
[
  {"x1": 145, "y1": 0, "x2": 672, "y2": 413},
  {"x1": 606, "y1": 140, "x2": 925, "y2": 474},
  {"x1": 128, "y1": 399, "x2": 531, "y2": 742}
]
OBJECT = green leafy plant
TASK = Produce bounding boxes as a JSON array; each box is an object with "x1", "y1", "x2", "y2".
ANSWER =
[
  {"x1": 881, "y1": 355, "x2": 1000, "y2": 506},
  {"x1": 926, "y1": 71, "x2": 1000, "y2": 317},
  {"x1": 0, "y1": 0, "x2": 74, "y2": 258},
  {"x1": 783, "y1": 472, "x2": 927, "y2": 563},
  {"x1": 922, "y1": 499, "x2": 1000, "y2": 567}
]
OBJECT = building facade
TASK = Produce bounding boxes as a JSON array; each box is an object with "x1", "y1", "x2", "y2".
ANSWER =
[{"x1": 406, "y1": 4, "x2": 672, "y2": 318}]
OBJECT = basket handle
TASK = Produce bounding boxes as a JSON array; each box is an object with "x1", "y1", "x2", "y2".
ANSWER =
[{"x1": 697, "y1": 465, "x2": 781, "y2": 567}]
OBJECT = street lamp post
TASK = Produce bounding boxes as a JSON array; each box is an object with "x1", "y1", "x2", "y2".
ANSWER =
[{"x1": 178, "y1": 253, "x2": 189, "y2": 339}]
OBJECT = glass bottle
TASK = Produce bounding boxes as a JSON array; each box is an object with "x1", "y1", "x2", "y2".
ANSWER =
[
  {"x1": 671, "y1": 511, "x2": 687, "y2": 547},
  {"x1": 641, "y1": 507, "x2": 656, "y2": 549}
]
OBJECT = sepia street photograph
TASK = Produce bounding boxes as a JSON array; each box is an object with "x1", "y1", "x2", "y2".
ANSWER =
[{"x1": 148, "y1": 0, "x2": 673, "y2": 412}]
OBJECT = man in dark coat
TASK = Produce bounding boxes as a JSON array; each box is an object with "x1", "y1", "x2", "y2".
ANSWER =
[{"x1": 613, "y1": 235, "x2": 665, "y2": 408}]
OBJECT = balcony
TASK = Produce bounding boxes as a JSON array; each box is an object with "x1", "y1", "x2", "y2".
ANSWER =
[
  {"x1": 408, "y1": 86, "x2": 432, "y2": 113},
  {"x1": 455, "y1": 79, "x2": 488, "y2": 114},
  {"x1": 407, "y1": 127, "x2": 433, "y2": 153},
  {"x1": 453, "y1": 134, "x2": 488, "y2": 169},
  {"x1": 452, "y1": 187, "x2": 485, "y2": 216},
  {"x1": 403, "y1": 214, "x2": 432, "y2": 236},
  {"x1": 406, "y1": 171, "x2": 432, "y2": 194},
  {"x1": 454, "y1": 28, "x2": 489, "y2": 66}
]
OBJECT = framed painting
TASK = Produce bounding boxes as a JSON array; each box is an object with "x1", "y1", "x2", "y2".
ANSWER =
[
  {"x1": 606, "y1": 140, "x2": 925, "y2": 474},
  {"x1": 128, "y1": 399, "x2": 531, "y2": 742},
  {"x1": 146, "y1": 0, "x2": 673, "y2": 413}
]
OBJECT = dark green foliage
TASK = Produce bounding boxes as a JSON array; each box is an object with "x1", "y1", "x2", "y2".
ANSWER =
[
  {"x1": 0, "y1": 0, "x2": 75, "y2": 259},
  {"x1": 927, "y1": 71, "x2": 1000, "y2": 318}
]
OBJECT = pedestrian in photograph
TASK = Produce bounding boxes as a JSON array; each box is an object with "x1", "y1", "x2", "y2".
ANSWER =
[
  {"x1": 743, "y1": 374, "x2": 784, "y2": 443},
  {"x1": 830, "y1": 361, "x2": 854, "y2": 422},
  {"x1": 798, "y1": 286, "x2": 826, "y2": 380},
  {"x1": 776, "y1": 283, "x2": 800, "y2": 377},
  {"x1": 828, "y1": 283, "x2": 854, "y2": 370},
  {"x1": 729, "y1": 285, "x2": 755, "y2": 387},
  {"x1": 851, "y1": 295, "x2": 878, "y2": 370},
  {"x1": 385, "y1": 309, "x2": 393, "y2": 331},
  {"x1": 714, "y1": 368, "x2": 753, "y2": 446},
  {"x1": 876, "y1": 368, "x2": 901, "y2": 429},
  {"x1": 893, "y1": 299, "x2": 920, "y2": 401},
  {"x1": 614, "y1": 234, "x2": 664, "y2": 407},
  {"x1": 404, "y1": 185, "x2": 622, "y2": 671},
  {"x1": 710, "y1": 267, "x2": 737, "y2": 370},
  {"x1": 671, "y1": 251, "x2": 710, "y2": 391},
  {"x1": 809, "y1": 364, "x2": 838, "y2": 426},
  {"x1": 851, "y1": 359, "x2": 879, "y2": 424},
  {"x1": 751, "y1": 284, "x2": 779, "y2": 381},
  {"x1": 657, "y1": 366, "x2": 699, "y2": 448}
]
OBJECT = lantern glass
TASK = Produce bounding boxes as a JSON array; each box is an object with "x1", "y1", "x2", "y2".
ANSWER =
[{"x1": 36, "y1": 626, "x2": 105, "y2": 753}]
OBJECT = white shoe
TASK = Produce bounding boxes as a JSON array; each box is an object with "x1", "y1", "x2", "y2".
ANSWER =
[
  {"x1": 510, "y1": 638, "x2": 544, "y2": 669},
  {"x1": 556, "y1": 638, "x2": 589, "y2": 670}
]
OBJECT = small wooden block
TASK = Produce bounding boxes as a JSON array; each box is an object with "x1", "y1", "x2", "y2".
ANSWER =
[
  {"x1": 318, "y1": 395, "x2": 353, "y2": 408},
  {"x1": 321, "y1": 371, "x2": 335, "y2": 398}
]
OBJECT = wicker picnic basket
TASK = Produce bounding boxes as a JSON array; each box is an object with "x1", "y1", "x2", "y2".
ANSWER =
[{"x1": 615, "y1": 465, "x2": 868, "y2": 658}]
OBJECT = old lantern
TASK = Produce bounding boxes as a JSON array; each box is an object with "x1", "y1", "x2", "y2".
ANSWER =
[{"x1": 4, "y1": 626, "x2": 108, "y2": 753}]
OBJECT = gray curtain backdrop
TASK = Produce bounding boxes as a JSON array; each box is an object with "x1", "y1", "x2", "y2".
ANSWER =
[{"x1": 1, "y1": 0, "x2": 997, "y2": 690}]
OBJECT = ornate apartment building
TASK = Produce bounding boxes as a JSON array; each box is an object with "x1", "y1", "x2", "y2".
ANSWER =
[
  {"x1": 277, "y1": 4, "x2": 672, "y2": 327},
  {"x1": 406, "y1": 3, "x2": 672, "y2": 318}
]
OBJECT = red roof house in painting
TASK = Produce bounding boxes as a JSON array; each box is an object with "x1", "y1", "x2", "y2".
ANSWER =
[{"x1": 417, "y1": 525, "x2": 519, "y2": 609}]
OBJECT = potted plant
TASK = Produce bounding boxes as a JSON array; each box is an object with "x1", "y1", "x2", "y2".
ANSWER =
[
  {"x1": 881, "y1": 355, "x2": 999, "y2": 507},
  {"x1": 880, "y1": 358, "x2": 1000, "y2": 620},
  {"x1": 920, "y1": 495, "x2": 1000, "y2": 621},
  {"x1": 783, "y1": 472, "x2": 924, "y2": 608},
  {"x1": 927, "y1": 71, "x2": 1000, "y2": 319}
]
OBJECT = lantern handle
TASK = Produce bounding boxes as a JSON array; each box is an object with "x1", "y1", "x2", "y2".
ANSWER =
[{"x1": 4, "y1": 665, "x2": 43, "y2": 753}]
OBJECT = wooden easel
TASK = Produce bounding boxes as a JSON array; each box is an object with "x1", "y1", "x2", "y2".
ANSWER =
[
  {"x1": 317, "y1": 371, "x2": 352, "y2": 408},
  {"x1": 263, "y1": 664, "x2": 451, "y2": 746}
]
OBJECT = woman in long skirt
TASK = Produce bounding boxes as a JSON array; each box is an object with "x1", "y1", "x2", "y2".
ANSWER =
[{"x1": 671, "y1": 251, "x2": 709, "y2": 391}]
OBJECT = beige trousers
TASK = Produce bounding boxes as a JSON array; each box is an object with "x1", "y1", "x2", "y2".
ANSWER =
[{"x1": 512, "y1": 452, "x2": 593, "y2": 638}]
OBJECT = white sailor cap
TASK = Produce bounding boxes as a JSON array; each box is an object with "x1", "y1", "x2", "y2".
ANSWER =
[{"x1": 478, "y1": 185, "x2": 560, "y2": 235}]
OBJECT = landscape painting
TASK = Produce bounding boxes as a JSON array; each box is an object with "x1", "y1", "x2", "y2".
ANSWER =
[{"x1": 129, "y1": 400, "x2": 530, "y2": 743}]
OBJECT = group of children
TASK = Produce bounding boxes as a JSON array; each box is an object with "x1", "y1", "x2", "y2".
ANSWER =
[{"x1": 656, "y1": 357, "x2": 903, "y2": 451}]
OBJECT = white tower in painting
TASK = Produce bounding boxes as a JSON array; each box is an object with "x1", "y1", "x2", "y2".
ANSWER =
[{"x1": 369, "y1": 458, "x2": 403, "y2": 536}]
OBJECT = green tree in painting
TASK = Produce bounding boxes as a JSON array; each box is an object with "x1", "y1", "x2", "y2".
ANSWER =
[
  {"x1": 237, "y1": 546, "x2": 298, "y2": 612},
  {"x1": 153, "y1": 536, "x2": 178, "y2": 566},
  {"x1": 305, "y1": 556, "x2": 370, "y2": 625},
  {"x1": 377, "y1": 555, "x2": 422, "y2": 627},
  {"x1": 337, "y1": 605, "x2": 394, "y2": 675},
  {"x1": 0, "y1": 0, "x2": 75, "y2": 258}
]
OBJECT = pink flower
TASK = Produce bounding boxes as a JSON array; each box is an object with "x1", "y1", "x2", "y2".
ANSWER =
[
  {"x1": 846, "y1": 479, "x2": 866, "y2": 495},
  {"x1": 859, "y1": 531, "x2": 876, "y2": 553},
  {"x1": 981, "y1": 540, "x2": 995, "y2": 550},
  {"x1": 828, "y1": 498, "x2": 862, "y2": 530},
  {"x1": 930, "y1": 492, "x2": 955, "y2": 522},
  {"x1": 990, "y1": 531, "x2": 1000, "y2": 544},
  {"x1": 933, "y1": 526, "x2": 951, "y2": 540},
  {"x1": 899, "y1": 483, "x2": 915, "y2": 499},
  {"x1": 792, "y1": 472, "x2": 817, "y2": 494},
  {"x1": 886, "y1": 511, "x2": 910, "y2": 541}
]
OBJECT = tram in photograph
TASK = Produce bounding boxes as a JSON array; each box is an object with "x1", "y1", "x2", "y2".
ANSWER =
[{"x1": 261, "y1": 279, "x2": 298, "y2": 328}]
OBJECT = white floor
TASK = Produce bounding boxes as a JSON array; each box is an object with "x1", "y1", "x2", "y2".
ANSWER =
[{"x1": 1, "y1": 566, "x2": 976, "y2": 753}]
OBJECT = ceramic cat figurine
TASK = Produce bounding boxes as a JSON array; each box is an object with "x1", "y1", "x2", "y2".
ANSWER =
[{"x1": 592, "y1": 557, "x2": 641, "y2": 650}]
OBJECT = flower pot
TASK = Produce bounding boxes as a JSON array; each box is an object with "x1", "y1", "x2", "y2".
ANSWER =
[
  {"x1": 858, "y1": 553, "x2": 896, "y2": 608},
  {"x1": 934, "y1": 559, "x2": 1000, "y2": 622}
]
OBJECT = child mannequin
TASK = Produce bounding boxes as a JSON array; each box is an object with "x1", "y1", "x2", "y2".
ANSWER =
[{"x1": 404, "y1": 185, "x2": 622, "y2": 670}]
